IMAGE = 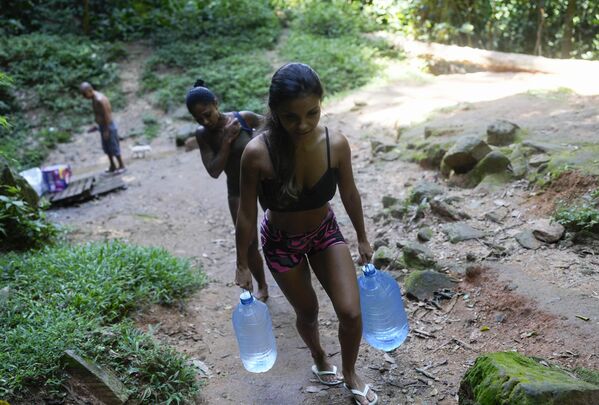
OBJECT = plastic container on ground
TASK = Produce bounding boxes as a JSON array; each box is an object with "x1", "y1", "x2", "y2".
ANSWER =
[
  {"x1": 232, "y1": 291, "x2": 277, "y2": 373},
  {"x1": 42, "y1": 164, "x2": 71, "y2": 193},
  {"x1": 358, "y1": 263, "x2": 410, "y2": 351}
]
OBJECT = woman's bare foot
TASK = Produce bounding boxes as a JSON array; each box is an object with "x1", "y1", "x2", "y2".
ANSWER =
[{"x1": 254, "y1": 286, "x2": 269, "y2": 302}]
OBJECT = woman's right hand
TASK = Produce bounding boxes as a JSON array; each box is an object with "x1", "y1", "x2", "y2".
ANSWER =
[
  {"x1": 235, "y1": 264, "x2": 254, "y2": 292},
  {"x1": 223, "y1": 118, "x2": 241, "y2": 145}
]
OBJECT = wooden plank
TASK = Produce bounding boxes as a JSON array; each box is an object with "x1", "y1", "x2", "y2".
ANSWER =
[
  {"x1": 90, "y1": 175, "x2": 126, "y2": 197},
  {"x1": 49, "y1": 176, "x2": 95, "y2": 204}
]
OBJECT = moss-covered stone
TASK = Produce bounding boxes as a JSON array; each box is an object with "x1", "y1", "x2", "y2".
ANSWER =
[
  {"x1": 459, "y1": 352, "x2": 599, "y2": 405},
  {"x1": 373, "y1": 246, "x2": 400, "y2": 269},
  {"x1": 404, "y1": 269, "x2": 453, "y2": 301},
  {"x1": 382, "y1": 195, "x2": 399, "y2": 208},
  {"x1": 0, "y1": 159, "x2": 39, "y2": 208},
  {"x1": 509, "y1": 144, "x2": 528, "y2": 179},
  {"x1": 442, "y1": 136, "x2": 492, "y2": 174},
  {"x1": 465, "y1": 150, "x2": 511, "y2": 187},
  {"x1": 409, "y1": 181, "x2": 445, "y2": 204},
  {"x1": 402, "y1": 241, "x2": 436, "y2": 270}
]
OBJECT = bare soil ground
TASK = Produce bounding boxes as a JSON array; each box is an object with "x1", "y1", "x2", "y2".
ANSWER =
[{"x1": 47, "y1": 44, "x2": 599, "y2": 404}]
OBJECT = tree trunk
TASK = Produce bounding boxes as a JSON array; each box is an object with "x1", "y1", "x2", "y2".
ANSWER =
[
  {"x1": 83, "y1": 0, "x2": 90, "y2": 35},
  {"x1": 534, "y1": 0, "x2": 545, "y2": 56},
  {"x1": 561, "y1": 0, "x2": 576, "y2": 58}
]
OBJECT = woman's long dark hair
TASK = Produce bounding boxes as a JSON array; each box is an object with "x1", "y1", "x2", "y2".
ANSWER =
[{"x1": 264, "y1": 63, "x2": 324, "y2": 205}]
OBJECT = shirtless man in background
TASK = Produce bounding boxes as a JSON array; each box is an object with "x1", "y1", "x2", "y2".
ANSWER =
[{"x1": 80, "y1": 82, "x2": 125, "y2": 174}]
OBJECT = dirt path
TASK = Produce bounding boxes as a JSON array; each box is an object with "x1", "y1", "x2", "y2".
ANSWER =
[{"x1": 50, "y1": 47, "x2": 599, "y2": 404}]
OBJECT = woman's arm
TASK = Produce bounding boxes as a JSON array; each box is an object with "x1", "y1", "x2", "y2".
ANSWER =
[
  {"x1": 335, "y1": 133, "x2": 373, "y2": 264},
  {"x1": 235, "y1": 138, "x2": 262, "y2": 290},
  {"x1": 239, "y1": 111, "x2": 264, "y2": 130},
  {"x1": 196, "y1": 123, "x2": 238, "y2": 178}
]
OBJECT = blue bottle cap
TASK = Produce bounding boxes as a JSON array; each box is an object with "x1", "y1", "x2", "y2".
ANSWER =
[
  {"x1": 240, "y1": 290, "x2": 254, "y2": 305},
  {"x1": 363, "y1": 263, "x2": 377, "y2": 277}
]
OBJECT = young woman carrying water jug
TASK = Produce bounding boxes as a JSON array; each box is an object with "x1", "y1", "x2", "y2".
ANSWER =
[
  {"x1": 186, "y1": 80, "x2": 269, "y2": 302},
  {"x1": 235, "y1": 63, "x2": 378, "y2": 405}
]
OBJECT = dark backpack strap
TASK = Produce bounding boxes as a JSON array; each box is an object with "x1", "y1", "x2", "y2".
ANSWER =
[
  {"x1": 325, "y1": 127, "x2": 331, "y2": 169},
  {"x1": 234, "y1": 111, "x2": 253, "y2": 135}
]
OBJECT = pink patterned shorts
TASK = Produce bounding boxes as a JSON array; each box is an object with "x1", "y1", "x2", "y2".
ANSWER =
[{"x1": 260, "y1": 208, "x2": 346, "y2": 273}]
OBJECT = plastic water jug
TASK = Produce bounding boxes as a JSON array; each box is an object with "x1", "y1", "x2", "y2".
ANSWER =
[
  {"x1": 358, "y1": 263, "x2": 409, "y2": 351},
  {"x1": 232, "y1": 291, "x2": 277, "y2": 373}
]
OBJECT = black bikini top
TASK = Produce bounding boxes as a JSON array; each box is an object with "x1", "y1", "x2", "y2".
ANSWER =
[{"x1": 259, "y1": 128, "x2": 338, "y2": 212}]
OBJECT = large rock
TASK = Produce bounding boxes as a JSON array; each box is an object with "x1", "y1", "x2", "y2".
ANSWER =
[
  {"x1": 430, "y1": 198, "x2": 471, "y2": 221},
  {"x1": 532, "y1": 219, "x2": 565, "y2": 243},
  {"x1": 509, "y1": 144, "x2": 528, "y2": 179},
  {"x1": 459, "y1": 352, "x2": 599, "y2": 405},
  {"x1": 409, "y1": 181, "x2": 444, "y2": 204},
  {"x1": 402, "y1": 241, "x2": 436, "y2": 270},
  {"x1": 0, "y1": 160, "x2": 39, "y2": 208},
  {"x1": 373, "y1": 246, "x2": 400, "y2": 269},
  {"x1": 442, "y1": 222, "x2": 486, "y2": 243},
  {"x1": 382, "y1": 195, "x2": 399, "y2": 208},
  {"x1": 486, "y1": 120, "x2": 519, "y2": 146},
  {"x1": 175, "y1": 123, "x2": 197, "y2": 147},
  {"x1": 515, "y1": 229, "x2": 542, "y2": 250},
  {"x1": 417, "y1": 227, "x2": 433, "y2": 242},
  {"x1": 404, "y1": 270, "x2": 454, "y2": 301},
  {"x1": 441, "y1": 136, "x2": 492, "y2": 174},
  {"x1": 466, "y1": 150, "x2": 512, "y2": 187}
]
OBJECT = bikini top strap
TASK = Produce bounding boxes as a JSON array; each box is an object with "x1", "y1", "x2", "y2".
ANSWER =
[
  {"x1": 233, "y1": 111, "x2": 253, "y2": 135},
  {"x1": 325, "y1": 127, "x2": 331, "y2": 169}
]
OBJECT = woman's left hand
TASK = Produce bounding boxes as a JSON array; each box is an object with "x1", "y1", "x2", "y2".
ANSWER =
[{"x1": 357, "y1": 240, "x2": 373, "y2": 265}]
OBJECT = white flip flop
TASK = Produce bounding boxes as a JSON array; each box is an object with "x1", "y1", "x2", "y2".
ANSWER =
[
  {"x1": 344, "y1": 383, "x2": 378, "y2": 405},
  {"x1": 311, "y1": 364, "x2": 343, "y2": 386}
]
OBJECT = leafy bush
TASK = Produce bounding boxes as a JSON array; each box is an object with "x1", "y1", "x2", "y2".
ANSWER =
[
  {"x1": 281, "y1": 32, "x2": 381, "y2": 95},
  {"x1": 290, "y1": 0, "x2": 362, "y2": 37},
  {"x1": 0, "y1": 184, "x2": 57, "y2": 251},
  {"x1": 554, "y1": 203, "x2": 599, "y2": 233},
  {"x1": 144, "y1": 49, "x2": 273, "y2": 113},
  {"x1": 0, "y1": 241, "x2": 205, "y2": 401}
]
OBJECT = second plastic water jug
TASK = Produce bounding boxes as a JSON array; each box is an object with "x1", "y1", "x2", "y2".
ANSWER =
[
  {"x1": 358, "y1": 263, "x2": 409, "y2": 351},
  {"x1": 232, "y1": 291, "x2": 277, "y2": 372}
]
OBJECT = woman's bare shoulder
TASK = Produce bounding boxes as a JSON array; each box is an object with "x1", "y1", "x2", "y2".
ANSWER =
[{"x1": 243, "y1": 133, "x2": 269, "y2": 161}]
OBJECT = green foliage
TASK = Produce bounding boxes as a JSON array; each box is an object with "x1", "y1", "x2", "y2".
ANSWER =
[
  {"x1": 79, "y1": 323, "x2": 200, "y2": 404},
  {"x1": 0, "y1": 33, "x2": 123, "y2": 168},
  {"x1": 142, "y1": 115, "x2": 160, "y2": 141},
  {"x1": 553, "y1": 202, "x2": 599, "y2": 233},
  {"x1": 360, "y1": 0, "x2": 599, "y2": 60},
  {"x1": 0, "y1": 241, "x2": 205, "y2": 401},
  {"x1": 0, "y1": 184, "x2": 57, "y2": 251},
  {"x1": 281, "y1": 32, "x2": 381, "y2": 95},
  {"x1": 144, "y1": 49, "x2": 273, "y2": 113},
  {"x1": 289, "y1": 0, "x2": 362, "y2": 37}
]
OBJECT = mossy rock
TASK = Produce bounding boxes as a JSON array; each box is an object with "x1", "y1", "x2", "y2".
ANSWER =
[
  {"x1": 382, "y1": 195, "x2": 399, "y2": 208},
  {"x1": 373, "y1": 246, "x2": 401, "y2": 269},
  {"x1": 409, "y1": 181, "x2": 445, "y2": 204},
  {"x1": 442, "y1": 136, "x2": 492, "y2": 174},
  {"x1": 465, "y1": 150, "x2": 511, "y2": 187},
  {"x1": 459, "y1": 352, "x2": 599, "y2": 405},
  {"x1": 509, "y1": 144, "x2": 528, "y2": 179},
  {"x1": 404, "y1": 269, "x2": 453, "y2": 301},
  {"x1": 402, "y1": 241, "x2": 436, "y2": 270},
  {"x1": 0, "y1": 160, "x2": 39, "y2": 208}
]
